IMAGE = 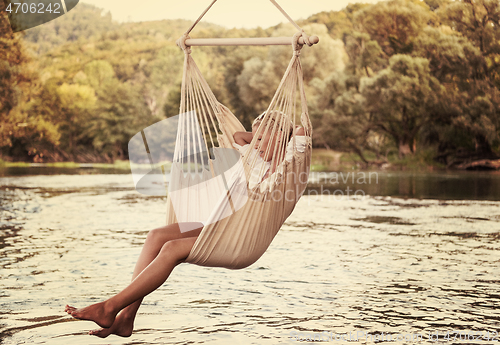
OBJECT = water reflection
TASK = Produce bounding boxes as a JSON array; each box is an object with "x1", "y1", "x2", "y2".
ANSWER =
[
  {"x1": 0, "y1": 172, "x2": 499, "y2": 344},
  {"x1": 307, "y1": 170, "x2": 500, "y2": 200}
]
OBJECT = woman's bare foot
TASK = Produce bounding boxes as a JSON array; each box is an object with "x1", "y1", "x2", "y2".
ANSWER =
[
  {"x1": 88, "y1": 312, "x2": 135, "y2": 338},
  {"x1": 65, "y1": 302, "x2": 117, "y2": 329}
]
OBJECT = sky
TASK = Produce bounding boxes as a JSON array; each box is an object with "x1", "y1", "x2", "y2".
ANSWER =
[{"x1": 79, "y1": 0, "x2": 380, "y2": 29}]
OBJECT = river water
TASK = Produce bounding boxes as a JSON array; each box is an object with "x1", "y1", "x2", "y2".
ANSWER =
[{"x1": 0, "y1": 168, "x2": 499, "y2": 344}]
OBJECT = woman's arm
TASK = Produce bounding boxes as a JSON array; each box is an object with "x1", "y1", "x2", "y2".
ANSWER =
[
  {"x1": 233, "y1": 131, "x2": 253, "y2": 145},
  {"x1": 295, "y1": 126, "x2": 305, "y2": 136}
]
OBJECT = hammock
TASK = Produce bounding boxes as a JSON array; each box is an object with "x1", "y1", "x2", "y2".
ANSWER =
[{"x1": 166, "y1": 0, "x2": 317, "y2": 269}]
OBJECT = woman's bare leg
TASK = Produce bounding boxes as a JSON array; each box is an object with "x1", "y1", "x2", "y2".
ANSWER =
[
  {"x1": 103, "y1": 222, "x2": 203, "y2": 331},
  {"x1": 65, "y1": 235, "x2": 198, "y2": 329},
  {"x1": 66, "y1": 222, "x2": 203, "y2": 337}
]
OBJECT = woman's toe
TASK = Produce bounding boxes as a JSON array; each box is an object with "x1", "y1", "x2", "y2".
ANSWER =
[{"x1": 65, "y1": 305, "x2": 76, "y2": 313}]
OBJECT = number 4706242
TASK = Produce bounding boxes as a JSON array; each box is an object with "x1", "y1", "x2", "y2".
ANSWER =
[{"x1": 5, "y1": 2, "x2": 62, "y2": 14}]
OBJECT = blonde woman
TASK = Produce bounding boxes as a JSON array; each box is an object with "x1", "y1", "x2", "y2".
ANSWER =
[
  {"x1": 233, "y1": 111, "x2": 306, "y2": 188},
  {"x1": 65, "y1": 111, "x2": 306, "y2": 338}
]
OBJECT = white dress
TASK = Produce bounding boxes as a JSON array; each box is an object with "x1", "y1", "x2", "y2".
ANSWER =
[{"x1": 232, "y1": 136, "x2": 308, "y2": 190}]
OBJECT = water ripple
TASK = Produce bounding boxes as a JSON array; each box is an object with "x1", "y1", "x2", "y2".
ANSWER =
[{"x1": 0, "y1": 175, "x2": 499, "y2": 344}]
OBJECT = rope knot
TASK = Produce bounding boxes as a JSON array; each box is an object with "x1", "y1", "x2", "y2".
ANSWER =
[
  {"x1": 176, "y1": 34, "x2": 192, "y2": 54},
  {"x1": 292, "y1": 31, "x2": 303, "y2": 54},
  {"x1": 292, "y1": 30, "x2": 313, "y2": 55},
  {"x1": 301, "y1": 30, "x2": 313, "y2": 47}
]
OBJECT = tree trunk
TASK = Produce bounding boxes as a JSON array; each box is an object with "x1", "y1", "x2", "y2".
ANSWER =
[
  {"x1": 474, "y1": 134, "x2": 493, "y2": 156},
  {"x1": 347, "y1": 138, "x2": 369, "y2": 164},
  {"x1": 398, "y1": 140, "x2": 412, "y2": 158}
]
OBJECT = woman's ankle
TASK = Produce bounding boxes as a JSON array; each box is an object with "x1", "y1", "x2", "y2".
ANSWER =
[
  {"x1": 120, "y1": 309, "x2": 138, "y2": 321},
  {"x1": 102, "y1": 299, "x2": 121, "y2": 318}
]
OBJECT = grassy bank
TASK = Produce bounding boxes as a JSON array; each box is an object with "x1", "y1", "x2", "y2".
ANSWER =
[
  {"x1": 0, "y1": 158, "x2": 132, "y2": 170},
  {"x1": 310, "y1": 148, "x2": 447, "y2": 172},
  {"x1": 0, "y1": 150, "x2": 449, "y2": 172}
]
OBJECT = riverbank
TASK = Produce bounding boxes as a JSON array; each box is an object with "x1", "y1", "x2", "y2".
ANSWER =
[
  {"x1": 1, "y1": 149, "x2": 499, "y2": 172},
  {"x1": 310, "y1": 149, "x2": 447, "y2": 172},
  {"x1": 311, "y1": 149, "x2": 500, "y2": 172},
  {"x1": 0, "y1": 159, "x2": 131, "y2": 171}
]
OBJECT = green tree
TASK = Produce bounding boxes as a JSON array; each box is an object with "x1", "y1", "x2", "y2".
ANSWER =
[
  {"x1": 343, "y1": 31, "x2": 384, "y2": 78},
  {"x1": 439, "y1": 0, "x2": 500, "y2": 67},
  {"x1": 1, "y1": 9, "x2": 60, "y2": 161},
  {"x1": 23, "y1": 3, "x2": 115, "y2": 55},
  {"x1": 306, "y1": 3, "x2": 371, "y2": 40},
  {"x1": 83, "y1": 60, "x2": 116, "y2": 90},
  {"x1": 361, "y1": 54, "x2": 444, "y2": 158},
  {"x1": 236, "y1": 24, "x2": 346, "y2": 119},
  {"x1": 355, "y1": 0, "x2": 433, "y2": 57},
  {"x1": 55, "y1": 82, "x2": 97, "y2": 155},
  {"x1": 0, "y1": 12, "x2": 26, "y2": 129},
  {"x1": 435, "y1": 0, "x2": 500, "y2": 156},
  {"x1": 147, "y1": 45, "x2": 184, "y2": 117},
  {"x1": 83, "y1": 79, "x2": 153, "y2": 160},
  {"x1": 312, "y1": 0, "x2": 436, "y2": 163}
]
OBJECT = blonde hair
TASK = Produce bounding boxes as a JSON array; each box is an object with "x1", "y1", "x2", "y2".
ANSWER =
[{"x1": 252, "y1": 111, "x2": 293, "y2": 136}]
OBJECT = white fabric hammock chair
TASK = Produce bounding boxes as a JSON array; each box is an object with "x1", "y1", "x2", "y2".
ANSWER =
[{"x1": 166, "y1": 2, "x2": 315, "y2": 270}]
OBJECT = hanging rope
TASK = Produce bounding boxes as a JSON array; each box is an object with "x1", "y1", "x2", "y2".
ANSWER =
[
  {"x1": 165, "y1": 0, "x2": 315, "y2": 270},
  {"x1": 179, "y1": 0, "x2": 316, "y2": 48},
  {"x1": 184, "y1": 0, "x2": 218, "y2": 36}
]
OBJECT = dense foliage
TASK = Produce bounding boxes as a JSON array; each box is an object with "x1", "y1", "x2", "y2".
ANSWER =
[{"x1": 1, "y1": 1, "x2": 499, "y2": 166}]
